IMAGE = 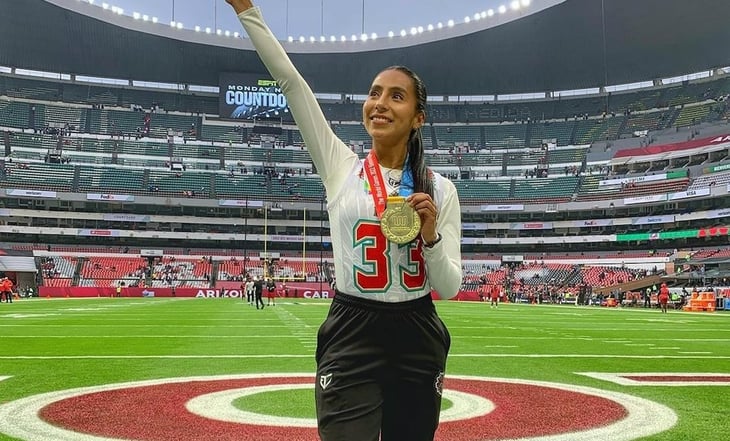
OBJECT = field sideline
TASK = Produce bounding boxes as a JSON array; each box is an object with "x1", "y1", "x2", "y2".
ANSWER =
[{"x1": 0, "y1": 297, "x2": 728, "y2": 441}]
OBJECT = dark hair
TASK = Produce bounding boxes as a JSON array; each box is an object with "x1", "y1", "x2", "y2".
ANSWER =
[{"x1": 382, "y1": 65, "x2": 433, "y2": 198}]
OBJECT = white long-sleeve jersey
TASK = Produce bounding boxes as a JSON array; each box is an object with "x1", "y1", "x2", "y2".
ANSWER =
[{"x1": 237, "y1": 7, "x2": 462, "y2": 302}]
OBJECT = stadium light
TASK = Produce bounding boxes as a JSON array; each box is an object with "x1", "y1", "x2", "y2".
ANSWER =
[
  {"x1": 115, "y1": 7, "x2": 123, "y2": 15},
  {"x1": 330, "y1": 35, "x2": 336, "y2": 42},
  {"x1": 371, "y1": 32, "x2": 377, "y2": 40},
  {"x1": 234, "y1": 32, "x2": 240, "y2": 38},
  {"x1": 480, "y1": 11, "x2": 487, "y2": 19},
  {"x1": 216, "y1": 29, "x2": 222, "y2": 35},
  {"x1": 417, "y1": 26, "x2": 423, "y2": 34},
  {"x1": 351, "y1": 34, "x2": 357, "y2": 41},
  {"x1": 340, "y1": 35, "x2": 346, "y2": 42},
  {"x1": 388, "y1": 31, "x2": 394, "y2": 38},
  {"x1": 176, "y1": 22, "x2": 183, "y2": 30},
  {"x1": 437, "y1": 22, "x2": 443, "y2": 29},
  {"x1": 487, "y1": 9, "x2": 494, "y2": 17},
  {"x1": 464, "y1": 16, "x2": 471, "y2": 23},
  {"x1": 152, "y1": 17, "x2": 158, "y2": 23},
  {"x1": 142, "y1": 14, "x2": 148, "y2": 21},
  {"x1": 88, "y1": 0, "x2": 94, "y2": 4},
  {"x1": 400, "y1": 29, "x2": 406, "y2": 37},
  {"x1": 320, "y1": 36, "x2": 325, "y2": 42},
  {"x1": 287, "y1": 36, "x2": 294, "y2": 42},
  {"x1": 102, "y1": 3, "x2": 109, "y2": 10},
  {"x1": 521, "y1": 0, "x2": 531, "y2": 6},
  {"x1": 225, "y1": 30, "x2": 231, "y2": 37},
  {"x1": 447, "y1": 19, "x2": 455, "y2": 27},
  {"x1": 170, "y1": 20, "x2": 176, "y2": 27},
  {"x1": 410, "y1": 27, "x2": 417, "y2": 35},
  {"x1": 427, "y1": 24, "x2": 434, "y2": 31},
  {"x1": 309, "y1": 36, "x2": 316, "y2": 42},
  {"x1": 499, "y1": 5, "x2": 507, "y2": 13},
  {"x1": 473, "y1": 13, "x2": 481, "y2": 21},
  {"x1": 360, "y1": 33, "x2": 368, "y2": 41},
  {"x1": 205, "y1": 27, "x2": 211, "y2": 34},
  {"x1": 132, "y1": 12, "x2": 140, "y2": 20},
  {"x1": 194, "y1": 25, "x2": 200, "y2": 32},
  {"x1": 510, "y1": 1, "x2": 521, "y2": 10},
  {"x1": 299, "y1": 36, "x2": 305, "y2": 43}
]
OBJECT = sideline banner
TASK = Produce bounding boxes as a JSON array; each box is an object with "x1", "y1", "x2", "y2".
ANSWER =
[
  {"x1": 38, "y1": 284, "x2": 465, "y2": 300},
  {"x1": 39, "y1": 285, "x2": 334, "y2": 299}
]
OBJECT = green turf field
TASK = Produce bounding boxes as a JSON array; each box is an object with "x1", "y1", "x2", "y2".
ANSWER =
[{"x1": 0, "y1": 298, "x2": 728, "y2": 440}]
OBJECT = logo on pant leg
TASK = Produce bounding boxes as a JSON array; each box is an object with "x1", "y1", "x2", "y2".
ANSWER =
[
  {"x1": 434, "y1": 371, "x2": 444, "y2": 396},
  {"x1": 319, "y1": 373, "x2": 333, "y2": 390}
]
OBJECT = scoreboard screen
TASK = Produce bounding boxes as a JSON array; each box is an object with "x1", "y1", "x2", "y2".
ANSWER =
[{"x1": 218, "y1": 72, "x2": 289, "y2": 120}]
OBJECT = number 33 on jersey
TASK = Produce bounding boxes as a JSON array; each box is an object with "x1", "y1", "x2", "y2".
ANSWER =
[{"x1": 352, "y1": 221, "x2": 426, "y2": 293}]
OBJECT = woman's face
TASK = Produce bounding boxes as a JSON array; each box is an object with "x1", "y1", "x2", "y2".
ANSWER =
[{"x1": 362, "y1": 69, "x2": 424, "y2": 149}]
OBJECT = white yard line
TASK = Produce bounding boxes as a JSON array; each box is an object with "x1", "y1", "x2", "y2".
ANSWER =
[{"x1": 578, "y1": 372, "x2": 730, "y2": 386}]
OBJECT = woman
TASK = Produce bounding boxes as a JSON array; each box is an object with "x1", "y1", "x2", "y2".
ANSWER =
[
  {"x1": 226, "y1": 2, "x2": 462, "y2": 439},
  {"x1": 658, "y1": 282, "x2": 670, "y2": 313}
]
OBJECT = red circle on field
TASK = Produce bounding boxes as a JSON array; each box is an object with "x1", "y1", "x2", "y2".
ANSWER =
[{"x1": 39, "y1": 376, "x2": 626, "y2": 441}]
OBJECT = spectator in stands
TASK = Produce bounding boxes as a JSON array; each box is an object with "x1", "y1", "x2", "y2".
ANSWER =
[{"x1": 227, "y1": 1, "x2": 461, "y2": 439}]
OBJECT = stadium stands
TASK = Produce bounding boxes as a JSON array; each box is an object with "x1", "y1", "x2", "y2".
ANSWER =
[{"x1": 2, "y1": 64, "x2": 730, "y2": 300}]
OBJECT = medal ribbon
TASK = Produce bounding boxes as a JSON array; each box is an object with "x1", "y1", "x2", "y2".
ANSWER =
[
  {"x1": 364, "y1": 151, "x2": 414, "y2": 218},
  {"x1": 364, "y1": 150, "x2": 389, "y2": 218},
  {"x1": 399, "y1": 156, "x2": 414, "y2": 197}
]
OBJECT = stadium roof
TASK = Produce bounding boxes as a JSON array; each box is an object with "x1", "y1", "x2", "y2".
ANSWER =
[{"x1": 2, "y1": 0, "x2": 730, "y2": 96}]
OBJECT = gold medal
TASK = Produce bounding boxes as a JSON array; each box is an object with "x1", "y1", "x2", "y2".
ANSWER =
[{"x1": 380, "y1": 196, "x2": 421, "y2": 244}]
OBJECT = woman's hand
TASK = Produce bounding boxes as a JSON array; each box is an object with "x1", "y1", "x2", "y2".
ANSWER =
[
  {"x1": 225, "y1": 0, "x2": 254, "y2": 14},
  {"x1": 407, "y1": 193, "x2": 438, "y2": 245}
]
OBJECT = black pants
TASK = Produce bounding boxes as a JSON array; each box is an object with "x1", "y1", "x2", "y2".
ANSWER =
[
  {"x1": 255, "y1": 292, "x2": 264, "y2": 309},
  {"x1": 315, "y1": 292, "x2": 450, "y2": 441}
]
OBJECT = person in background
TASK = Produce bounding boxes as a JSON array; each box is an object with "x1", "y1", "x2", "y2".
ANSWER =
[
  {"x1": 490, "y1": 284, "x2": 500, "y2": 309},
  {"x1": 226, "y1": 2, "x2": 462, "y2": 439},
  {"x1": 658, "y1": 282, "x2": 670, "y2": 314},
  {"x1": 266, "y1": 277, "x2": 277, "y2": 306},
  {"x1": 253, "y1": 276, "x2": 264, "y2": 310},
  {"x1": 1, "y1": 277, "x2": 13, "y2": 303},
  {"x1": 245, "y1": 276, "x2": 255, "y2": 305}
]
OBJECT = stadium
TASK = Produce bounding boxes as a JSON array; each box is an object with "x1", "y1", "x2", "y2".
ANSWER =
[{"x1": 0, "y1": 0, "x2": 729, "y2": 440}]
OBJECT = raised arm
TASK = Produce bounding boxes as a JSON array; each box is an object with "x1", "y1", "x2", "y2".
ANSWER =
[{"x1": 224, "y1": 0, "x2": 357, "y2": 193}]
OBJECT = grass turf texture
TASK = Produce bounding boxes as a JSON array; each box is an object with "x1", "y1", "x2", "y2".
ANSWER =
[
  {"x1": 0, "y1": 298, "x2": 728, "y2": 440},
  {"x1": 232, "y1": 390, "x2": 454, "y2": 418}
]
